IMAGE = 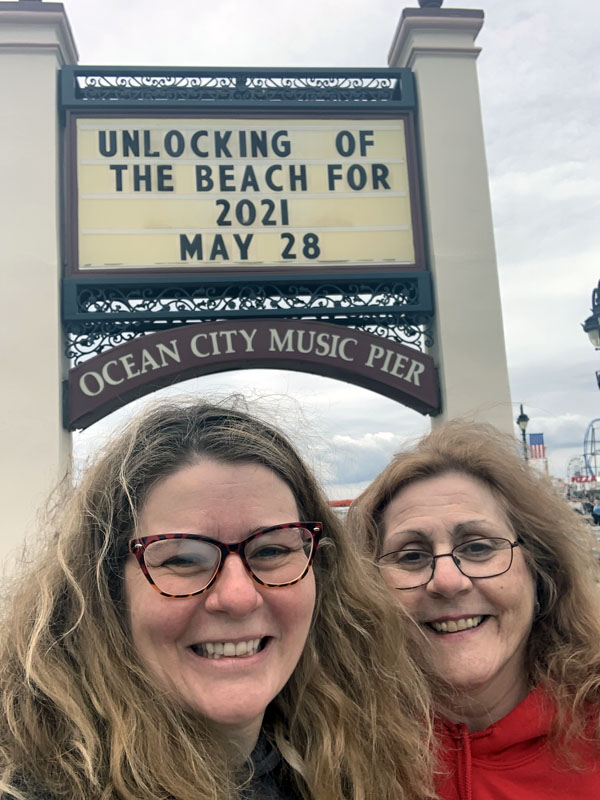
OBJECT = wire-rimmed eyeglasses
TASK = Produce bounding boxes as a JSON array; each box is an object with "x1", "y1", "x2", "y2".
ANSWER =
[
  {"x1": 377, "y1": 537, "x2": 520, "y2": 590},
  {"x1": 129, "y1": 522, "x2": 322, "y2": 598}
]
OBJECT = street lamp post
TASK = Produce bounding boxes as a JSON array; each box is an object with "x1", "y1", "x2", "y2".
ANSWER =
[
  {"x1": 516, "y1": 403, "x2": 529, "y2": 460},
  {"x1": 582, "y1": 280, "x2": 600, "y2": 350}
]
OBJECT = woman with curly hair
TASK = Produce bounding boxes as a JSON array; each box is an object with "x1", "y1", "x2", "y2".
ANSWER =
[
  {"x1": 350, "y1": 420, "x2": 600, "y2": 800},
  {"x1": 0, "y1": 400, "x2": 435, "y2": 800}
]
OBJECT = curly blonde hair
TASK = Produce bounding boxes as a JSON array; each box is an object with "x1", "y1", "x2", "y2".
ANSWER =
[
  {"x1": 349, "y1": 419, "x2": 600, "y2": 749},
  {"x1": 0, "y1": 400, "x2": 435, "y2": 800}
]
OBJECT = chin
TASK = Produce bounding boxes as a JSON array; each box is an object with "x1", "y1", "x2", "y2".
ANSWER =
[
  {"x1": 433, "y1": 657, "x2": 497, "y2": 693},
  {"x1": 185, "y1": 694, "x2": 273, "y2": 729}
]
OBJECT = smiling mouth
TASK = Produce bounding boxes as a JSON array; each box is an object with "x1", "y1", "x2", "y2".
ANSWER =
[
  {"x1": 426, "y1": 615, "x2": 487, "y2": 634},
  {"x1": 191, "y1": 637, "x2": 268, "y2": 659}
]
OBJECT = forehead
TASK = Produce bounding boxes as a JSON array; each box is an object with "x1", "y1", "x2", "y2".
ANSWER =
[
  {"x1": 138, "y1": 459, "x2": 299, "y2": 538},
  {"x1": 381, "y1": 471, "x2": 510, "y2": 540}
]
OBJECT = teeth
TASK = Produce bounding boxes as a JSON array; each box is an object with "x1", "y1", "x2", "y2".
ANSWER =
[
  {"x1": 193, "y1": 638, "x2": 263, "y2": 659},
  {"x1": 429, "y1": 616, "x2": 484, "y2": 634}
]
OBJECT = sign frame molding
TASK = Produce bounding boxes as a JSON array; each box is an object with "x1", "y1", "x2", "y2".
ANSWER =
[{"x1": 62, "y1": 66, "x2": 426, "y2": 280}]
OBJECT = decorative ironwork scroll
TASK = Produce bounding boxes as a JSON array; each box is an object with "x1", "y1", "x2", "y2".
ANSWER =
[
  {"x1": 60, "y1": 67, "x2": 414, "y2": 111},
  {"x1": 63, "y1": 273, "x2": 434, "y2": 364}
]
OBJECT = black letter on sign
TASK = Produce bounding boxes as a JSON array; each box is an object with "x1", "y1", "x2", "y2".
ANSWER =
[
  {"x1": 335, "y1": 131, "x2": 355, "y2": 157},
  {"x1": 372, "y1": 164, "x2": 390, "y2": 190},
  {"x1": 240, "y1": 166, "x2": 260, "y2": 192},
  {"x1": 289, "y1": 165, "x2": 307, "y2": 191},
  {"x1": 219, "y1": 165, "x2": 236, "y2": 192},
  {"x1": 272, "y1": 130, "x2": 291, "y2": 157},
  {"x1": 250, "y1": 130, "x2": 268, "y2": 157},
  {"x1": 265, "y1": 165, "x2": 283, "y2": 191},
  {"x1": 98, "y1": 131, "x2": 117, "y2": 157},
  {"x1": 191, "y1": 131, "x2": 209, "y2": 157},
  {"x1": 133, "y1": 165, "x2": 152, "y2": 191},
  {"x1": 143, "y1": 130, "x2": 159, "y2": 157},
  {"x1": 347, "y1": 164, "x2": 367, "y2": 191},
  {"x1": 195, "y1": 165, "x2": 214, "y2": 191},
  {"x1": 122, "y1": 130, "x2": 140, "y2": 157},
  {"x1": 109, "y1": 164, "x2": 128, "y2": 192},
  {"x1": 215, "y1": 131, "x2": 233, "y2": 158},
  {"x1": 234, "y1": 233, "x2": 253, "y2": 260},
  {"x1": 327, "y1": 164, "x2": 343, "y2": 190},
  {"x1": 180, "y1": 234, "x2": 203, "y2": 260},
  {"x1": 359, "y1": 130, "x2": 374, "y2": 155},
  {"x1": 157, "y1": 164, "x2": 174, "y2": 191},
  {"x1": 210, "y1": 235, "x2": 229, "y2": 260},
  {"x1": 164, "y1": 130, "x2": 185, "y2": 157}
]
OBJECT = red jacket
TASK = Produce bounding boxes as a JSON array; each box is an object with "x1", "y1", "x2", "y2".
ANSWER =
[{"x1": 436, "y1": 688, "x2": 600, "y2": 800}]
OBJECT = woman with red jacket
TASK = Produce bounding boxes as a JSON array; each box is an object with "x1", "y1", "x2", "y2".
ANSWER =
[{"x1": 350, "y1": 420, "x2": 600, "y2": 800}]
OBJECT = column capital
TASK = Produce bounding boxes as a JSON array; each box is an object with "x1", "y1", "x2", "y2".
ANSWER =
[
  {"x1": 0, "y1": 1, "x2": 78, "y2": 65},
  {"x1": 389, "y1": 8, "x2": 484, "y2": 68}
]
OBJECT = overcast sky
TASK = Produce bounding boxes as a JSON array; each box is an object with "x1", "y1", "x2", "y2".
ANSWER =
[{"x1": 55, "y1": 0, "x2": 600, "y2": 495}]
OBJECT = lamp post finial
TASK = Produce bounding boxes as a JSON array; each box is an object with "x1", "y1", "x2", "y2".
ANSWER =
[
  {"x1": 516, "y1": 404, "x2": 530, "y2": 461},
  {"x1": 582, "y1": 280, "x2": 600, "y2": 350}
]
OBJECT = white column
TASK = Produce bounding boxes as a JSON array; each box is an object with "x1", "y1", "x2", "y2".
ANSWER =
[
  {"x1": 0, "y1": 2, "x2": 77, "y2": 568},
  {"x1": 389, "y1": 8, "x2": 513, "y2": 433}
]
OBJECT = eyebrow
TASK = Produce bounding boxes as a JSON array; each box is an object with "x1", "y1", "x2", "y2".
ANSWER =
[
  {"x1": 385, "y1": 520, "x2": 503, "y2": 545},
  {"x1": 454, "y1": 521, "x2": 501, "y2": 537}
]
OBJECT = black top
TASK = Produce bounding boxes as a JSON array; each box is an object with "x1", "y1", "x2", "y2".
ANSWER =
[
  {"x1": 241, "y1": 736, "x2": 301, "y2": 800},
  {"x1": 3, "y1": 738, "x2": 302, "y2": 800}
]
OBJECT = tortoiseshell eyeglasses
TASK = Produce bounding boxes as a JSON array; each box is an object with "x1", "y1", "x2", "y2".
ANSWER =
[{"x1": 129, "y1": 522, "x2": 322, "y2": 598}]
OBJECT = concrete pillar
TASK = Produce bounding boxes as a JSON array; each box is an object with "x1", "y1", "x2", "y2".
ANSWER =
[
  {"x1": 0, "y1": 2, "x2": 77, "y2": 568},
  {"x1": 389, "y1": 7, "x2": 513, "y2": 433}
]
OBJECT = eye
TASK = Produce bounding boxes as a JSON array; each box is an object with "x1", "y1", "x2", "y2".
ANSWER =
[
  {"x1": 455, "y1": 538, "x2": 497, "y2": 560},
  {"x1": 379, "y1": 549, "x2": 432, "y2": 570},
  {"x1": 158, "y1": 553, "x2": 213, "y2": 569},
  {"x1": 250, "y1": 544, "x2": 294, "y2": 559},
  {"x1": 246, "y1": 527, "x2": 311, "y2": 562},
  {"x1": 143, "y1": 540, "x2": 219, "y2": 573}
]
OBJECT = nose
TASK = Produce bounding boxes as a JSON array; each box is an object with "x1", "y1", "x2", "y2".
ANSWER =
[
  {"x1": 426, "y1": 553, "x2": 472, "y2": 598},
  {"x1": 203, "y1": 553, "x2": 263, "y2": 617}
]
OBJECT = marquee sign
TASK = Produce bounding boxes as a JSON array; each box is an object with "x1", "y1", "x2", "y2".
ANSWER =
[
  {"x1": 65, "y1": 113, "x2": 424, "y2": 276},
  {"x1": 66, "y1": 319, "x2": 438, "y2": 430},
  {"x1": 61, "y1": 67, "x2": 439, "y2": 426}
]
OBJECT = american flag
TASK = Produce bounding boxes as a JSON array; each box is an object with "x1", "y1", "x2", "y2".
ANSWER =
[{"x1": 529, "y1": 433, "x2": 546, "y2": 459}]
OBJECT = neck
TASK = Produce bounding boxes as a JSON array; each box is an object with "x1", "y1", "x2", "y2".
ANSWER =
[
  {"x1": 445, "y1": 672, "x2": 530, "y2": 732},
  {"x1": 212, "y1": 716, "x2": 263, "y2": 765}
]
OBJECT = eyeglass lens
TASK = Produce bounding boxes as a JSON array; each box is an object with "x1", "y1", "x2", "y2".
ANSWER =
[
  {"x1": 143, "y1": 526, "x2": 315, "y2": 594},
  {"x1": 378, "y1": 537, "x2": 514, "y2": 589}
]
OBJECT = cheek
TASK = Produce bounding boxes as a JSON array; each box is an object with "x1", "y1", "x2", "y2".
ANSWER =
[
  {"x1": 125, "y1": 561, "x2": 195, "y2": 645},
  {"x1": 131, "y1": 603, "x2": 192, "y2": 646},
  {"x1": 491, "y1": 563, "x2": 535, "y2": 634},
  {"x1": 510, "y1": 556, "x2": 535, "y2": 604},
  {"x1": 391, "y1": 590, "x2": 421, "y2": 620},
  {"x1": 277, "y1": 575, "x2": 316, "y2": 641},
  {"x1": 297, "y1": 575, "x2": 317, "y2": 626},
  {"x1": 379, "y1": 568, "x2": 397, "y2": 592}
]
